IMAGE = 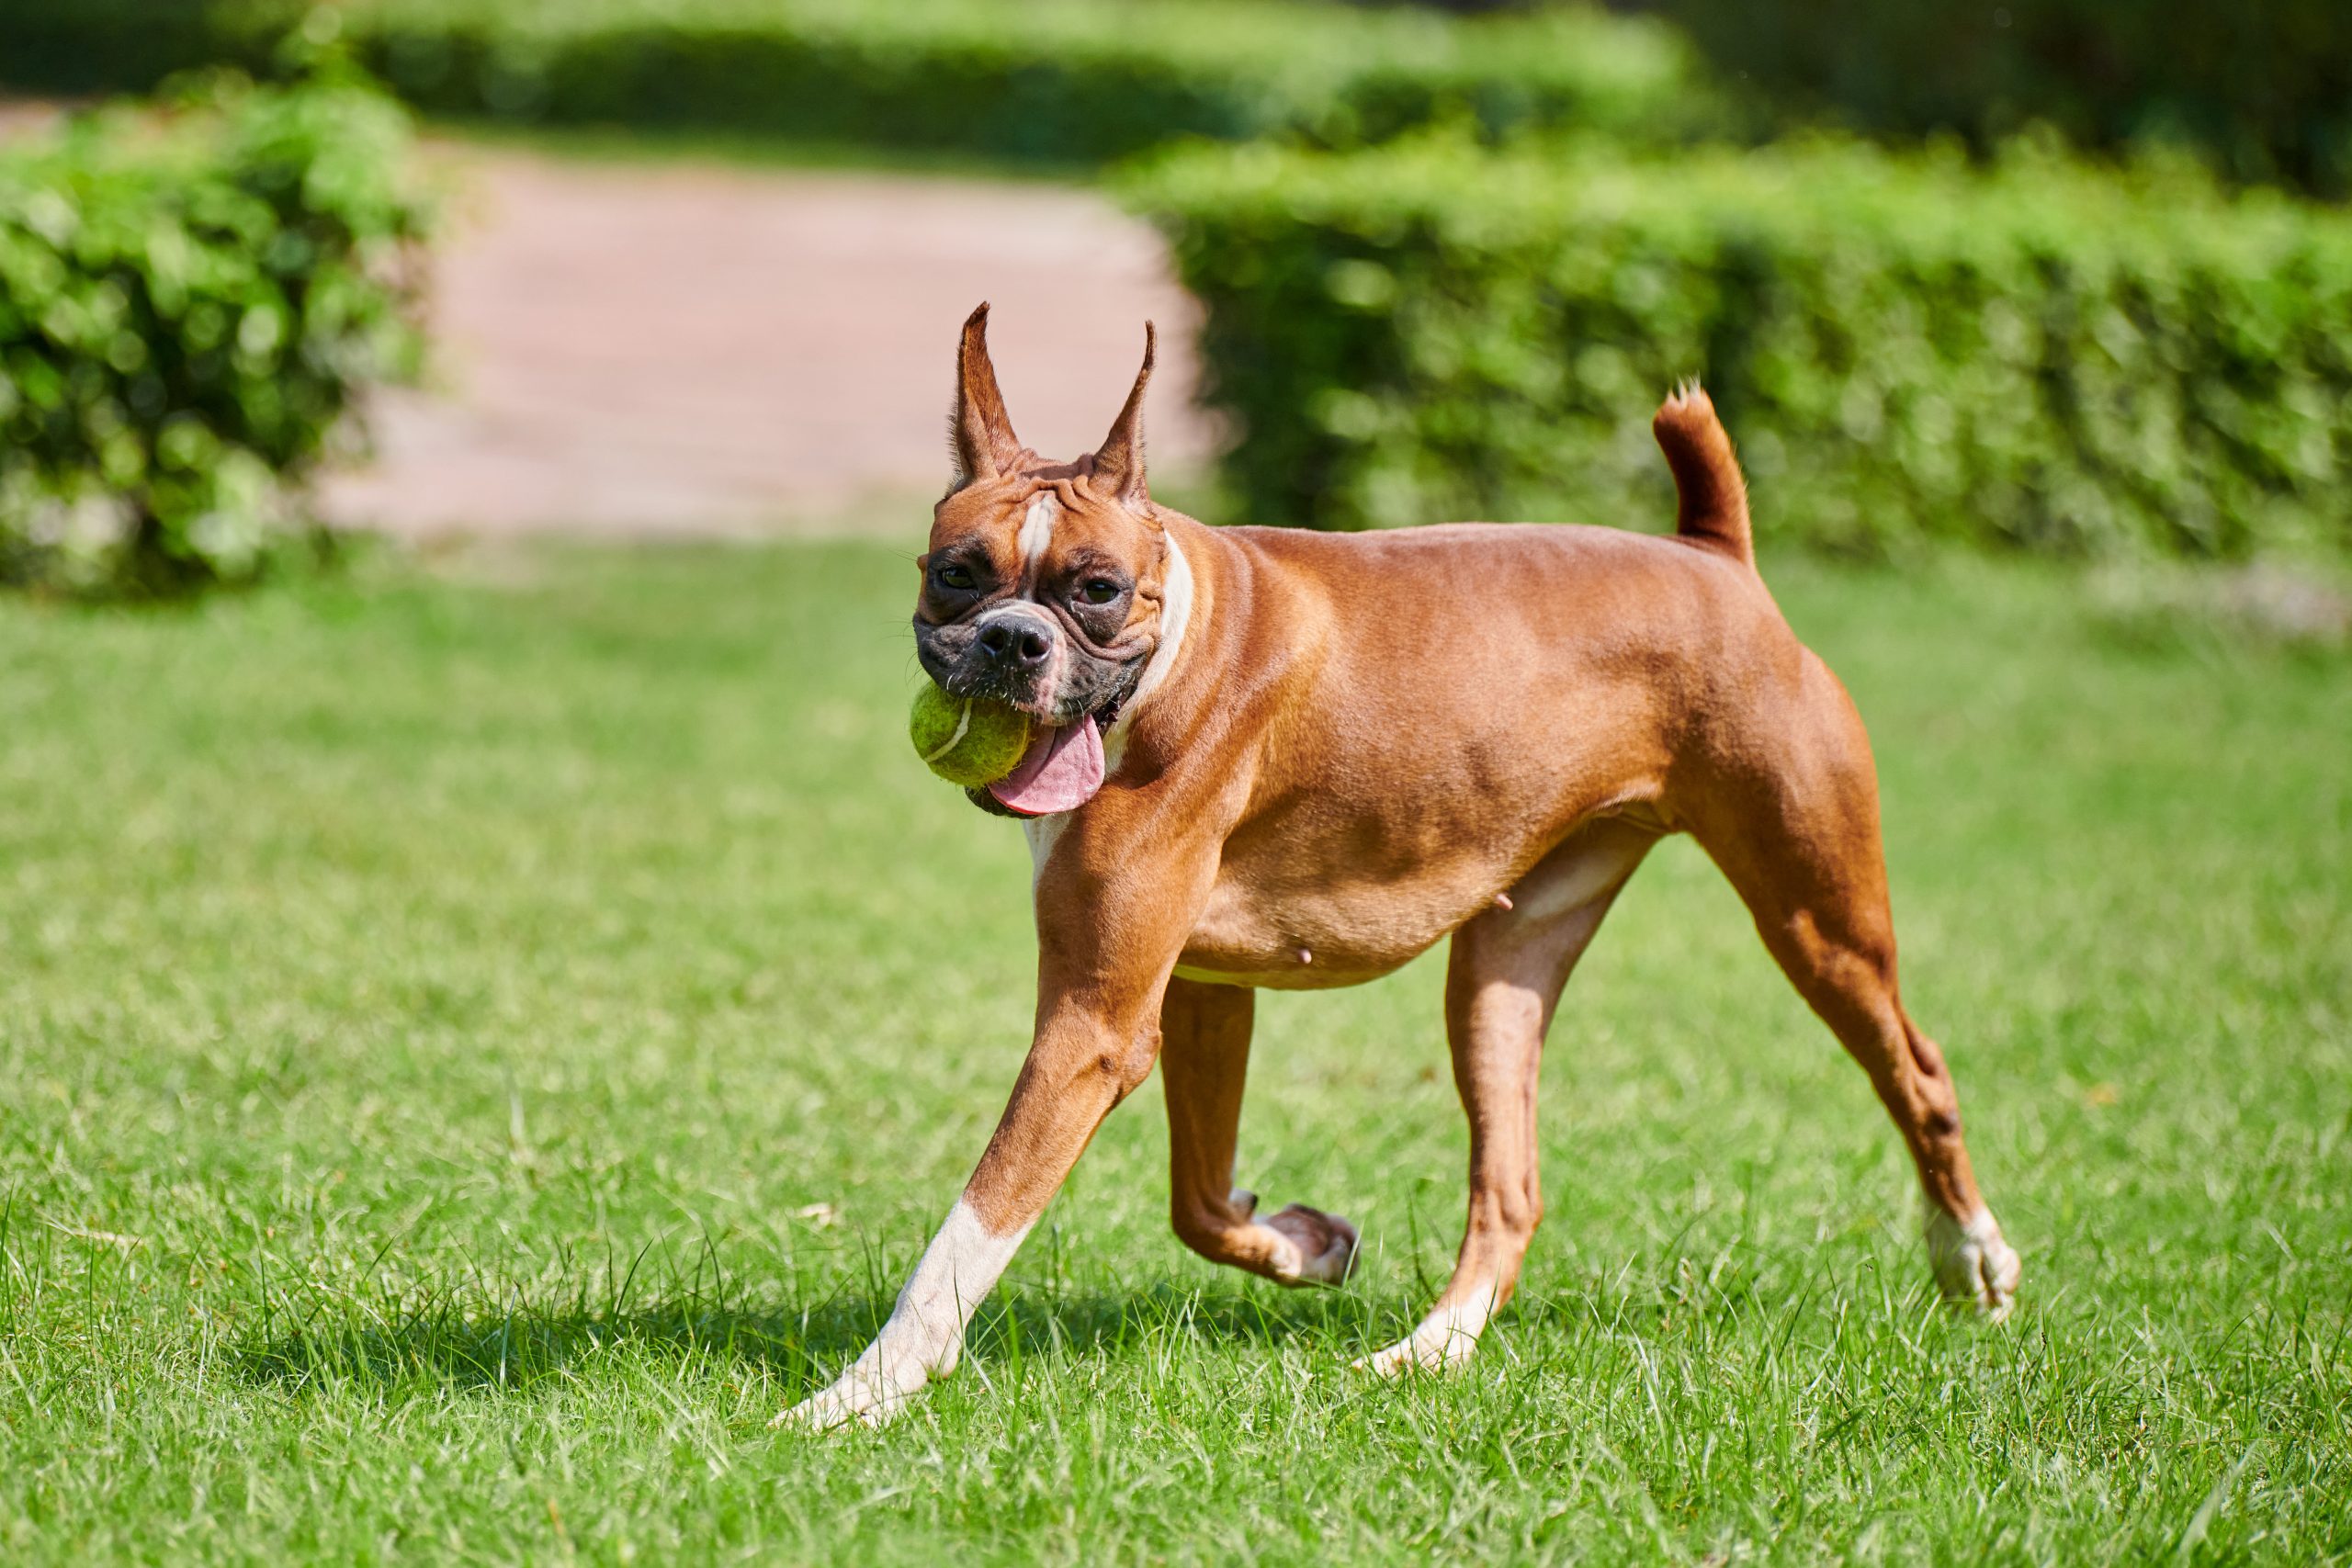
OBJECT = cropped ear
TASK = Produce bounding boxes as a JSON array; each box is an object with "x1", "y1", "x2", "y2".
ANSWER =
[
  {"x1": 951, "y1": 302, "x2": 1023, "y2": 483},
  {"x1": 1089, "y1": 321, "x2": 1154, "y2": 505}
]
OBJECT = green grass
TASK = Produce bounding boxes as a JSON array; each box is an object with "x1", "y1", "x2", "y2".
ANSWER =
[{"x1": 1, "y1": 539, "x2": 2346, "y2": 1563}]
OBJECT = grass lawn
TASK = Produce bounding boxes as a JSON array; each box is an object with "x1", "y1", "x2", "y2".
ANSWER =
[{"x1": 1, "y1": 538, "x2": 2346, "y2": 1563}]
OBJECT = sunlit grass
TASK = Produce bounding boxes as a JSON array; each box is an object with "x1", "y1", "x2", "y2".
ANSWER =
[{"x1": 1, "y1": 540, "x2": 2346, "y2": 1562}]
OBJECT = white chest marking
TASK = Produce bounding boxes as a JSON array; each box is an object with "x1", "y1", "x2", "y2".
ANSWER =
[
  {"x1": 1022, "y1": 813, "x2": 1070, "y2": 889},
  {"x1": 1102, "y1": 531, "x2": 1194, "y2": 774}
]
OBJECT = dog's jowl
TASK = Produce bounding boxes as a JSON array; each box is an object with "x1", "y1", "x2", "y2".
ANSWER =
[{"x1": 780, "y1": 305, "x2": 2021, "y2": 1429}]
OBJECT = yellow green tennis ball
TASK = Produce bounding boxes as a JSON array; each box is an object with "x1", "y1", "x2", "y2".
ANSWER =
[{"x1": 909, "y1": 684, "x2": 1032, "y2": 787}]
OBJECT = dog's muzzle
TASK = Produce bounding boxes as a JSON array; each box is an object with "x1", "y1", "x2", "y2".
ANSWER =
[
  {"x1": 952, "y1": 604, "x2": 1065, "y2": 712},
  {"x1": 973, "y1": 607, "x2": 1055, "y2": 674}
]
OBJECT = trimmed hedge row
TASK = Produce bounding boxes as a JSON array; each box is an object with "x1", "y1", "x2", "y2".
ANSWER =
[
  {"x1": 0, "y1": 0, "x2": 268, "y2": 98},
  {"x1": 0, "y1": 72, "x2": 428, "y2": 592},
  {"x1": 0, "y1": 0, "x2": 1708, "y2": 166},
  {"x1": 1129, "y1": 135, "x2": 2352, "y2": 558},
  {"x1": 1644, "y1": 0, "x2": 2352, "y2": 199}
]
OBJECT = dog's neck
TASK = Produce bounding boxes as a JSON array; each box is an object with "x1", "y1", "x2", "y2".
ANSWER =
[{"x1": 1102, "y1": 511, "x2": 1202, "y2": 774}]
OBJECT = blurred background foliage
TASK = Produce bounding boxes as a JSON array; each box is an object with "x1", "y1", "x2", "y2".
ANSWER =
[
  {"x1": 1639, "y1": 0, "x2": 2352, "y2": 200},
  {"x1": 0, "y1": 64, "x2": 427, "y2": 593},
  {"x1": 6, "y1": 0, "x2": 2341, "y2": 189},
  {"x1": 0, "y1": 0, "x2": 1710, "y2": 164},
  {"x1": 1134, "y1": 134, "x2": 2352, "y2": 555},
  {"x1": 0, "y1": 0, "x2": 2347, "y2": 587}
]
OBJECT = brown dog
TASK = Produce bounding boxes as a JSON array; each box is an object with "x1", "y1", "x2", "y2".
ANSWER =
[{"x1": 781, "y1": 305, "x2": 2020, "y2": 1428}]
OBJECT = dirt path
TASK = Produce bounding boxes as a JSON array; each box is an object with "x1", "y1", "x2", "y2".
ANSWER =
[{"x1": 319, "y1": 148, "x2": 1215, "y2": 538}]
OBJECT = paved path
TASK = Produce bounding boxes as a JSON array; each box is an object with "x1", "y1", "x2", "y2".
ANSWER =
[{"x1": 320, "y1": 148, "x2": 1215, "y2": 537}]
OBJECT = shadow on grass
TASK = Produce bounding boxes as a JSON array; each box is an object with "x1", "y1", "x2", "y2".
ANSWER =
[
  {"x1": 235, "y1": 1224, "x2": 1857, "y2": 1400},
  {"x1": 241, "y1": 1280, "x2": 1408, "y2": 1398}
]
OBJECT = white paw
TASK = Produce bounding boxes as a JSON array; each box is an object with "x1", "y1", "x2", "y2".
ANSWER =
[
  {"x1": 772, "y1": 1356, "x2": 927, "y2": 1431},
  {"x1": 1351, "y1": 1323, "x2": 1480, "y2": 1378},
  {"x1": 1261, "y1": 1202, "x2": 1359, "y2": 1286},
  {"x1": 1351, "y1": 1285, "x2": 1495, "y2": 1377},
  {"x1": 1927, "y1": 1207, "x2": 2022, "y2": 1321}
]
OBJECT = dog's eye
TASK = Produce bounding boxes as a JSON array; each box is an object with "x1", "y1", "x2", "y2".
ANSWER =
[
  {"x1": 934, "y1": 562, "x2": 976, "y2": 592},
  {"x1": 1077, "y1": 578, "x2": 1124, "y2": 606}
]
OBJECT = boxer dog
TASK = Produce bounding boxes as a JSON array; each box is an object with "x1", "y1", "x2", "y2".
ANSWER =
[{"x1": 782, "y1": 305, "x2": 2020, "y2": 1428}]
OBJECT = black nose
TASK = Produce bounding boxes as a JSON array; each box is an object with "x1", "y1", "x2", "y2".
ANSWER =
[{"x1": 977, "y1": 620, "x2": 1053, "y2": 669}]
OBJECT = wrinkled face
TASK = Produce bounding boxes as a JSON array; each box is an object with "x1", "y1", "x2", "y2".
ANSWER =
[
  {"x1": 917, "y1": 304, "x2": 1167, "y2": 817},
  {"x1": 913, "y1": 470, "x2": 1165, "y2": 728}
]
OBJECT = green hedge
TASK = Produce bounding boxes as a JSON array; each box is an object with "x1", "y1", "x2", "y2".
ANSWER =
[
  {"x1": 1643, "y1": 0, "x2": 2352, "y2": 198},
  {"x1": 0, "y1": 72, "x2": 429, "y2": 592},
  {"x1": 0, "y1": 1, "x2": 1706, "y2": 167},
  {"x1": 1128, "y1": 135, "x2": 2352, "y2": 558},
  {"x1": 0, "y1": 1, "x2": 273, "y2": 97}
]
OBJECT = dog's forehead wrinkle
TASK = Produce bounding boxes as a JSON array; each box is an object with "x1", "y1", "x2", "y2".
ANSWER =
[{"x1": 1033, "y1": 499, "x2": 1156, "y2": 574}]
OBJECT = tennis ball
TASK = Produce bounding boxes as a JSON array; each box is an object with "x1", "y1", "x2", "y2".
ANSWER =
[{"x1": 909, "y1": 684, "x2": 1032, "y2": 787}]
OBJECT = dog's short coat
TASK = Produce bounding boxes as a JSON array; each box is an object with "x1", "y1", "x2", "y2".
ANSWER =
[{"x1": 781, "y1": 307, "x2": 2019, "y2": 1427}]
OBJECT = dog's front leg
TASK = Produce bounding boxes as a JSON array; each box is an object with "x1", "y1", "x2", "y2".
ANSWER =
[
  {"x1": 777, "y1": 991, "x2": 1164, "y2": 1429},
  {"x1": 777, "y1": 848, "x2": 1200, "y2": 1431}
]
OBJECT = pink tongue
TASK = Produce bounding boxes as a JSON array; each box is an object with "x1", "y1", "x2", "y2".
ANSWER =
[{"x1": 989, "y1": 716, "x2": 1106, "y2": 817}]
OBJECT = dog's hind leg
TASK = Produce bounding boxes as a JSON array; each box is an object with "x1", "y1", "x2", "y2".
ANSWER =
[
  {"x1": 1687, "y1": 670, "x2": 2021, "y2": 1318},
  {"x1": 1162, "y1": 976, "x2": 1358, "y2": 1285},
  {"x1": 1359, "y1": 818, "x2": 1657, "y2": 1375}
]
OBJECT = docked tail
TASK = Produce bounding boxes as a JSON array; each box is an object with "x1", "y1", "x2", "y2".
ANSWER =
[{"x1": 1652, "y1": 382, "x2": 1752, "y2": 569}]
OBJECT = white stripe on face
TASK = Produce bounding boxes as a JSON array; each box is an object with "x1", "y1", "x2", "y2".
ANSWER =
[{"x1": 1017, "y1": 492, "x2": 1059, "y2": 570}]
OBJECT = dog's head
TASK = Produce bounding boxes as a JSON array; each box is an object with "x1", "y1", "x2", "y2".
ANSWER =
[{"x1": 912, "y1": 304, "x2": 1181, "y2": 816}]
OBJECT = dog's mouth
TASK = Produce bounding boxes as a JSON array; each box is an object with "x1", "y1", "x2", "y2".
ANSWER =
[{"x1": 985, "y1": 691, "x2": 1125, "y2": 818}]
